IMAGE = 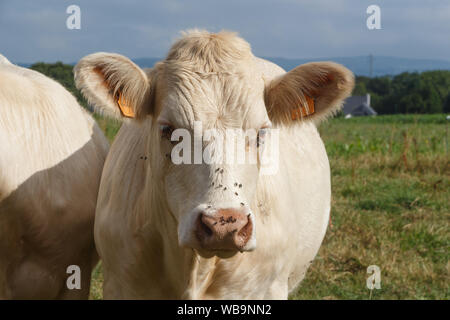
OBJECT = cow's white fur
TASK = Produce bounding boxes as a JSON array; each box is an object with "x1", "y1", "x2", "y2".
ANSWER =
[
  {"x1": 75, "y1": 30, "x2": 354, "y2": 299},
  {"x1": 0, "y1": 55, "x2": 109, "y2": 299}
]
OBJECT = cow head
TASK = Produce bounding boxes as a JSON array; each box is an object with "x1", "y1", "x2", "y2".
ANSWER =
[{"x1": 74, "y1": 30, "x2": 353, "y2": 258}]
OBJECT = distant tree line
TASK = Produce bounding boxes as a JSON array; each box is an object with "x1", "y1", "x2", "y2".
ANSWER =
[
  {"x1": 30, "y1": 62, "x2": 90, "y2": 110},
  {"x1": 30, "y1": 62, "x2": 450, "y2": 114},
  {"x1": 353, "y1": 71, "x2": 450, "y2": 114}
]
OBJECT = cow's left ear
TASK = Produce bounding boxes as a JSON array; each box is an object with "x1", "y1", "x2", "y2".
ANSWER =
[
  {"x1": 264, "y1": 62, "x2": 354, "y2": 125},
  {"x1": 74, "y1": 52, "x2": 152, "y2": 120}
]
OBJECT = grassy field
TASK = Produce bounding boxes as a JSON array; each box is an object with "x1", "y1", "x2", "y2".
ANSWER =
[{"x1": 90, "y1": 114, "x2": 449, "y2": 300}]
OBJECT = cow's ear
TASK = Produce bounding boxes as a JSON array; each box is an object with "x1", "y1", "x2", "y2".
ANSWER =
[
  {"x1": 74, "y1": 52, "x2": 152, "y2": 120},
  {"x1": 264, "y1": 62, "x2": 354, "y2": 125}
]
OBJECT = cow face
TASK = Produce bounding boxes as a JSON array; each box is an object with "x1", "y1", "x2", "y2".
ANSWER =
[
  {"x1": 74, "y1": 30, "x2": 354, "y2": 258},
  {"x1": 155, "y1": 66, "x2": 270, "y2": 257}
]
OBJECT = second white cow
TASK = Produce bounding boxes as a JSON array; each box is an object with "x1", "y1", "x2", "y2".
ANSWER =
[{"x1": 0, "y1": 55, "x2": 109, "y2": 299}]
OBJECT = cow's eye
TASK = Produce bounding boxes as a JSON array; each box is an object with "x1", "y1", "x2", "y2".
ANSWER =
[
  {"x1": 257, "y1": 127, "x2": 269, "y2": 148},
  {"x1": 159, "y1": 124, "x2": 174, "y2": 140}
]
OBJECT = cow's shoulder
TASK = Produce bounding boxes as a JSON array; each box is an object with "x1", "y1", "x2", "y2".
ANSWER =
[{"x1": 0, "y1": 58, "x2": 109, "y2": 233}]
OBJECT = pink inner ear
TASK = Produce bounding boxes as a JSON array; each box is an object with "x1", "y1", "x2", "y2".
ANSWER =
[
  {"x1": 92, "y1": 67, "x2": 110, "y2": 90},
  {"x1": 307, "y1": 72, "x2": 335, "y2": 99},
  {"x1": 290, "y1": 70, "x2": 338, "y2": 120},
  {"x1": 93, "y1": 66, "x2": 134, "y2": 118}
]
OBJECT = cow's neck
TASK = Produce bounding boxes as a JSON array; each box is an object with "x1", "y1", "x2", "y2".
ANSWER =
[
  {"x1": 143, "y1": 205, "x2": 219, "y2": 298},
  {"x1": 183, "y1": 253, "x2": 220, "y2": 299},
  {"x1": 139, "y1": 161, "x2": 219, "y2": 299}
]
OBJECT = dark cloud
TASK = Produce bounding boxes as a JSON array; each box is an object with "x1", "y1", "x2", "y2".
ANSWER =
[{"x1": 0, "y1": 0, "x2": 449, "y2": 63}]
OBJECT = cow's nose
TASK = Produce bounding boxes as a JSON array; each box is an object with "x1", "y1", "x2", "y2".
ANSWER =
[{"x1": 196, "y1": 209, "x2": 253, "y2": 251}]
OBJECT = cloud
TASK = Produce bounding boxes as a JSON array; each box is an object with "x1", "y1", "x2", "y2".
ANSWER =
[{"x1": 0, "y1": 0, "x2": 448, "y2": 63}]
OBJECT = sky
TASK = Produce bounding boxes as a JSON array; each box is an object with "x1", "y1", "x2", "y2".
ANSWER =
[{"x1": 0, "y1": 0, "x2": 449, "y2": 63}]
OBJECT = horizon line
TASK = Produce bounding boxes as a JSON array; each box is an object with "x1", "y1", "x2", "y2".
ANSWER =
[{"x1": 12, "y1": 54, "x2": 450, "y2": 66}]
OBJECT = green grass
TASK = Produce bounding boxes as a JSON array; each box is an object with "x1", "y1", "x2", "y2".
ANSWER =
[
  {"x1": 90, "y1": 114, "x2": 450, "y2": 300},
  {"x1": 292, "y1": 114, "x2": 449, "y2": 300},
  {"x1": 93, "y1": 114, "x2": 122, "y2": 143}
]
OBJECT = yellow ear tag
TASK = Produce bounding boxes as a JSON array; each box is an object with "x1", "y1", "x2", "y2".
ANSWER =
[
  {"x1": 291, "y1": 95, "x2": 315, "y2": 120},
  {"x1": 117, "y1": 92, "x2": 135, "y2": 118}
]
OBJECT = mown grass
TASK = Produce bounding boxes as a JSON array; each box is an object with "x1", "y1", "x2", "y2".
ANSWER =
[
  {"x1": 90, "y1": 114, "x2": 449, "y2": 300},
  {"x1": 292, "y1": 114, "x2": 449, "y2": 300}
]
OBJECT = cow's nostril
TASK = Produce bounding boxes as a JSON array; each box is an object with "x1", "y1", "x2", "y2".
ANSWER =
[
  {"x1": 195, "y1": 210, "x2": 253, "y2": 251},
  {"x1": 196, "y1": 214, "x2": 213, "y2": 238},
  {"x1": 235, "y1": 217, "x2": 253, "y2": 248}
]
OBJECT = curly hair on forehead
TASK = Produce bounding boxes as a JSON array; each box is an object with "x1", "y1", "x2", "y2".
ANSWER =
[{"x1": 164, "y1": 29, "x2": 255, "y2": 74}]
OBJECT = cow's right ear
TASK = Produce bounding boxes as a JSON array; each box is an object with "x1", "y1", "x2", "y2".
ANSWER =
[{"x1": 74, "y1": 52, "x2": 152, "y2": 120}]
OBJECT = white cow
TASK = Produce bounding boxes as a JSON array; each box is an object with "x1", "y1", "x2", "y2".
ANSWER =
[
  {"x1": 75, "y1": 30, "x2": 354, "y2": 299},
  {"x1": 0, "y1": 54, "x2": 109, "y2": 299}
]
